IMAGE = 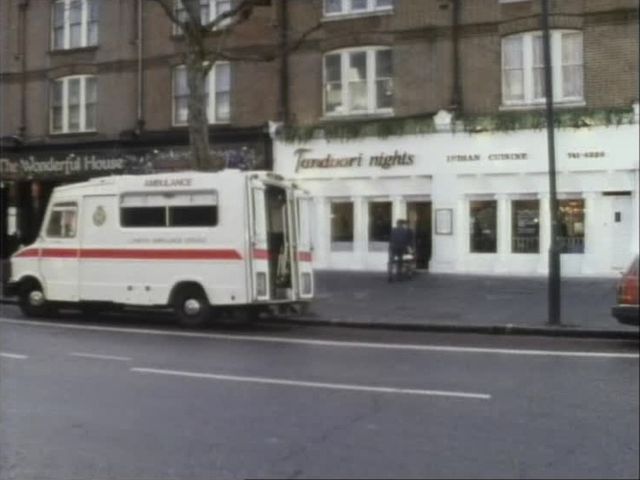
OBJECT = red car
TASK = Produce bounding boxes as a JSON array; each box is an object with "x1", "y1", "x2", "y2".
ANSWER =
[{"x1": 612, "y1": 255, "x2": 639, "y2": 326}]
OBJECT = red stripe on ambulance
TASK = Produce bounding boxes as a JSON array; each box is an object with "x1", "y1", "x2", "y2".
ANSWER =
[
  {"x1": 16, "y1": 248, "x2": 242, "y2": 261},
  {"x1": 298, "y1": 251, "x2": 312, "y2": 262}
]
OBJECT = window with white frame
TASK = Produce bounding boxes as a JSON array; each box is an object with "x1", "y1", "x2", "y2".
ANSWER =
[
  {"x1": 511, "y1": 200, "x2": 540, "y2": 253},
  {"x1": 324, "y1": 47, "x2": 393, "y2": 116},
  {"x1": 502, "y1": 30, "x2": 583, "y2": 106},
  {"x1": 52, "y1": 0, "x2": 98, "y2": 50},
  {"x1": 368, "y1": 200, "x2": 392, "y2": 251},
  {"x1": 173, "y1": 0, "x2": 231, "y2": 34},
  {"x1": 50, "y1": 75, "x2": 97, "y2": 133},
  {"x1": 330, "y1": 201, "x2": 354, "y2": 251},
  {"x1": 470, "y1": 200, "x2": 497, "y2": 253},
  {"x1": 558, "y1": 199, "x2": 585, "y2": 254},
  {"x1": 324, "y1": 0, "x2": 393, "y2": 17},
  {"x1": 173, "y1": 63, "x2": 231, "y2": 125}
]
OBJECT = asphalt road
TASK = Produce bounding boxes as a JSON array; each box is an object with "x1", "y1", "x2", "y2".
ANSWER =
[{"x1": 1, "y1": 305, "x2": 638, "y2": 480}]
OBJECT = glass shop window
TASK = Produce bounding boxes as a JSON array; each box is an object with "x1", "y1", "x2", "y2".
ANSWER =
[
  {"x1": 558, "y1": 199, "x2": 585, "y2": 253},
  {"x1": 331, "y1": 201, "x2": 354, "y2": 251},
  {"x1": 470, "y1": 200, "x2": 497, "y2": 253},
  {"x1": 368, "y1": 201, "x2": 392, "y2": 250},
  {"x1": 512, "y1": 200, "x2": 540, "y2": 253}
]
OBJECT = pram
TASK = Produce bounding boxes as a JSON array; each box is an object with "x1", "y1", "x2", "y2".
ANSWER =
[
  {"x1": 401, "y1": 249, "x2": 416, "y2": 279},
  {"x1": 388, "y1": 248, "x2": 416, "y2": 281}
]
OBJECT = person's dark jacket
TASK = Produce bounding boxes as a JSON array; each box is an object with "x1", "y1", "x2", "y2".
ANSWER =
[{"x1": 389, "y1": 226, "x2": 413, "y2": 253}]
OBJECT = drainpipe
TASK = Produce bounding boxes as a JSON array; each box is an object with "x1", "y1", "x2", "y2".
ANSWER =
[
  {"x1": 278, "y1": 0, "x2": 289, "y2": 124},
  {"x1": 18, "y1": 0, "x2": 29, "y2": 139},
  {"x1": 450, "y1": 0, "x2": 462, "y2": 113},
  {"x1": 135, "y1": 0, "x2": 145, "y2": 134}
]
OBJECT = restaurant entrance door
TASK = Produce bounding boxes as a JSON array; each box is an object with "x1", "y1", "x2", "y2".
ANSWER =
[{"x1": 407, "y1": 201, "x2": 432, "y2": 269}]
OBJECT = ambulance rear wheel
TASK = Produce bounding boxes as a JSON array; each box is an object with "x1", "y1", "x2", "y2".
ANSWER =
[
  {"x1": 18, "y1": 281, "x2": 50, "y2": 318},
  {"x1": 174, "y1": 287, "x2": 211, "y2": 328}
]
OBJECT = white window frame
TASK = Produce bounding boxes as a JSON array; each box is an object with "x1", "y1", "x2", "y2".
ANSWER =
[
  {"x1": 501, "y1": 29, "x2": 584, "y2": 108},
  {"x1": 51, "y1": 0, "x2": 98, "y2": 50},
  {"x1": 173, "y1": 0, "x2": 231, "y2": 35},
  {"x1": 323, "y1": 46, "x2": 393, "y2": 117},
  {"x1": 50, "y1": 75, "x2": 97, "y2": 134},
  {"x1": 323, "y1": 0, "x2": 394, "y2": 18},
  {"x1": 172, "y1": 62, "x2": 231, "y2": 126}
]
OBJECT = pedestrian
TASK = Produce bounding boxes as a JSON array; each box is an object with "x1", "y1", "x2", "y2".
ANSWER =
[{"x1": 388, "y1": 219, "x2": 412, "y2": 282}]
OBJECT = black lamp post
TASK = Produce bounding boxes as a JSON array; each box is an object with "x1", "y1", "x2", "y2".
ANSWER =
[{"x1": 541, "y1": 0, "x2": 561, "y2": 325}]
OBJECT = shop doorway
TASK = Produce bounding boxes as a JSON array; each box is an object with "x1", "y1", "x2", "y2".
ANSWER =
[{"x1": 407, "y1": 201, "x2": 432, "y2": 269}]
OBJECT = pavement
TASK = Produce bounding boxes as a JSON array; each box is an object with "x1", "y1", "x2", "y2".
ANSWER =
[
  {"x1": 289, "y1": 271, "x2": 640, "y2": 339},
  {"x1": 1, "y1": 267, "x2": 638, "y2": 339}
]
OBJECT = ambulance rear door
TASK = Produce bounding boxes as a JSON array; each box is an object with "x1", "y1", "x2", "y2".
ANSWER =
[
  {"x1": 248, "y1": 178, "x2": 271, "y2": 301},
  {"x1": 294, "y1": 191, "x2": 314, "y2": 299}
]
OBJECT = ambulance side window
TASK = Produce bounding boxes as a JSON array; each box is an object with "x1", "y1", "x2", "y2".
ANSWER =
[
  {"x1": 167, "y1": 191, "x2": 218, "y2": 227},
  {"x1": 120, "y1": 191, "x2": 218, "y2": 228},
  {"x1": 46, "y1": 203, "x2": 78, "y2": 238},
  {"x1": 121, "y1": 207, "x2": 166, "y2": 227},
  {"x1": 169, "y1": 206, "x2": 218, "y2": 227}
]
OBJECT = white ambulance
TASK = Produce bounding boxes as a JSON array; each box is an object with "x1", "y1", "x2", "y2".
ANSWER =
[{"x1": 5, "y1": 170, "x2": 314, "y2": 327}]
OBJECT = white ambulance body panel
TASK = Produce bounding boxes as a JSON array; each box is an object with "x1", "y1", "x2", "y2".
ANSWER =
[{"x1": 8, "y1": 170, "x2": 314, "y2": 321}]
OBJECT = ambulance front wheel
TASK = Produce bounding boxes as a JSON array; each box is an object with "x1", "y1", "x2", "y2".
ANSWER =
[
  {"x1": 173, "y1": 286, "x2": 212, "y2": 328},
  {"x1": 18, "y1": 280, "x2": 51, "y2": 318}
]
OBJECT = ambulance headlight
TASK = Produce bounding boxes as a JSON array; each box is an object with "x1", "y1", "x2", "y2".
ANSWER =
[
  {"x1": 256, "y1": 272, "x2": 267, "y2": 297},
  {"x1": 301, "y1": 273, "x2": 312, "y2": 295}
]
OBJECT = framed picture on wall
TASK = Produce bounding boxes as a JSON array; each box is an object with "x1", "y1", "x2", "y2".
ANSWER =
[{"x1": 435, "y1": 208, "x2": 453, "y2": 235}]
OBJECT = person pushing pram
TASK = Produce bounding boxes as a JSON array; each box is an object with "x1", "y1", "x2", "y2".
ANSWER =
[{"x1": 388, "y1": 219, "x2": 415, "y2": 282}]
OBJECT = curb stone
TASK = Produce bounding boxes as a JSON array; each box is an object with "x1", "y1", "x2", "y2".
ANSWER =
[{"x1": 263, "y1": 316, "x2": 639, "y2": 341}]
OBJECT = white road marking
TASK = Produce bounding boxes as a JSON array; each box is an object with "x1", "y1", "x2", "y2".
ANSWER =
[
  {"x1": 131, "y1": 367, "x2": 492, "y2": 400},
  {"x1": 0, "y1": 352, "x2": 28, "y2": 359},
  {"x1": 69, "y1": 352, "x2": 132, "y2": 361},
  {"x1": 1, "y1": 317, "x2": 638, "y2": 359}
]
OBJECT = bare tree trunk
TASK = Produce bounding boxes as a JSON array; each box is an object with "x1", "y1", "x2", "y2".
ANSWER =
[
  {"x1": 185, "y1": 49, "x2": 213, "y2": 170},
  {"x1": 150, "y1": 0, "x2": 321, "y2": 172}
]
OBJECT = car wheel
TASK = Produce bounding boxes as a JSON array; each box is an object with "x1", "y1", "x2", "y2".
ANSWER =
[
  {"x1": 18, "y1": 281, "x2": 50, "y2": 318},
  {"x1": 173, "y1": 287, "x2": 211, "y2": 328}
]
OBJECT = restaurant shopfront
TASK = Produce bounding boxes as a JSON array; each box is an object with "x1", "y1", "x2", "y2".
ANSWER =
[{"x1": 273, "y1": 122, "x2": 639, "y2": 277}]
